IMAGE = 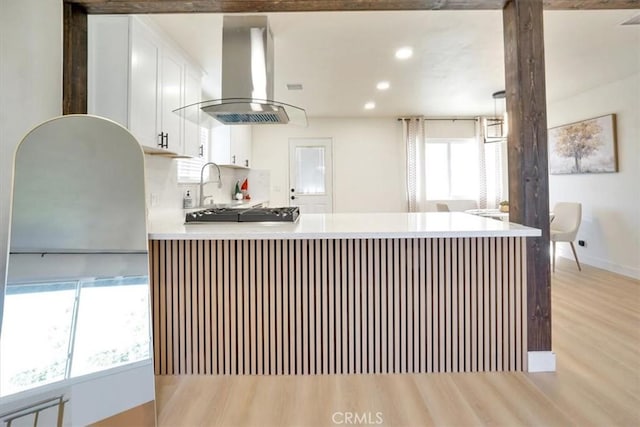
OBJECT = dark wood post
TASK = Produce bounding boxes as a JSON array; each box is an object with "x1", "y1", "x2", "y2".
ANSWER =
[
  {"x1": 503, "y1": 0, "x2": 552, "y2": 352},
  {"x1": 63, "y1": 2, "x2": 87, "y2": 114}
]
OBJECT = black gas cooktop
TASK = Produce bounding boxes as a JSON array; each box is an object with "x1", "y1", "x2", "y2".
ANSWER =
[{"x1": 186, "y1": 206, "x2": 300, "y2": 223}]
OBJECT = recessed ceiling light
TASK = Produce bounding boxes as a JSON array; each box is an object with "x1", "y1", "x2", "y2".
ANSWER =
[
  {"x1": 364, "y1": 102, "x2": 376, "y2": 110},
  {"x1": 395, "y1": 47, "x2": 413, "y2": 60},
  {"x1": 376, "y1": 81, "x2": 390, "y2": 90}
]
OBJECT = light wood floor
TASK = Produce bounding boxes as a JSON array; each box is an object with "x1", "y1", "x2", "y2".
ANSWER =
[{"x1": 155, "y1": 257, "x2": 640, "y2": 426}]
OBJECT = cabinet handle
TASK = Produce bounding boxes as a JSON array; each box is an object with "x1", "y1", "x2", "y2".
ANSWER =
[
  {"x1": 199, "y1": 145, "x2": 204, "y2": 158},
  {"x1": 291, "y1": 196, "x2": 296, "y2": 200},
  {"x1": 232, "y1": 155, "x2": 236, "y2": 164},
  {"x1": 158, "y1": 132, "x2": 169, "y2": 149},
  {"x1": 244, "y1": 159, "x2": 249, "y2": 167}
]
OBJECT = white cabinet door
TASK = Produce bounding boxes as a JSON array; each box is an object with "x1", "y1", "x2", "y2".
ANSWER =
[
  {"x1": 211, "y1": 126, "x2": 231, "y2": 164},
  {"x1": 130, "y1": 24, "x2": 160, "y2": 150},
  {"x1": 231, "y1": 126, "x2": 252, "y2": 168},
  {"x1": 211, "y1": 126, "x2": 252, "y2": 167},
  {"x1": 183, "y1": 68, "x2": 202, "y2": 158},
  {"x1": 89, "y1": 16, "x2": 160, "y2": 151},
  {"x1": 159, "y1": 50, "x2": 183, "y2": 154}
]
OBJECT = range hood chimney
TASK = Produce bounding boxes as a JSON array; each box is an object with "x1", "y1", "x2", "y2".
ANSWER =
[{"x1": 177, "y1": 16, "x2": 307, "y2": 126}]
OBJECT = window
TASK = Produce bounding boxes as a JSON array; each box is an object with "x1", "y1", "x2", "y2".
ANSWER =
[
  {"x1": 294, "y1": 146, "x2": 326, "y2": 194},
  {"x1": 424, "y1": 137, "x2": 506, "y2": 206},
  {"x1": 0, "y1": 282, "x2": 77, "y2": 393},
  {"x1": 177, "y1": 126, "x2": 210, "y2": 183},
  {"x1": 425, "y1": 138, "x2": 478, "y2": 200},
  {"x1": 0, "y1": 276, "x2": 151, "y2": 396}
]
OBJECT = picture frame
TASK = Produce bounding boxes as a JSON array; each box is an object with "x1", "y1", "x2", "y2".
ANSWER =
[{"x1": 548, "y1": 114, "x2": 618, "y2": 174}]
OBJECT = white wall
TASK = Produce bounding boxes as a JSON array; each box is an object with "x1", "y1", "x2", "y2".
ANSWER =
[
  {"x1": 0, "y1": 0, "x2": 63, "y2": 330},
  {"x1": 548, "y1": 72, "x2": 640, "y2": 279},
  {"x1": 252, "y1": 117, "x2": 407, "y2": 213}
]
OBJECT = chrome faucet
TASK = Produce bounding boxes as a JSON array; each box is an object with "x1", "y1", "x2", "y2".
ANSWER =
[{"x1": 199, "y1": 162, "x2": 222, "y2": 208}]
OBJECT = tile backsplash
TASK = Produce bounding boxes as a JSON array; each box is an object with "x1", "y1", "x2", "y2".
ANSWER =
[{"x1": 144, "y1": 155, "x2": 270, "y2": 219}]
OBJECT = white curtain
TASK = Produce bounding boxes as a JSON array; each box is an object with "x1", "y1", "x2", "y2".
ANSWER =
[
  {"x1": 402, "y1": 118, "x2": 427, "y2": 212},
  {"x1": 490, "y1": 141, "x2": 506, "y2": 207},
  {"x1": 476, "y1": 118, "x2": 488, "y2": 209},
  {"x1": 479, "y1": 116, "x2": 507, "y2": 208}
]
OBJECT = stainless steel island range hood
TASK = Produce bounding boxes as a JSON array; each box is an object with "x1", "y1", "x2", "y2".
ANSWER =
[{"x1": 175, "y1": 16, "x2": 307, "y2": 126}]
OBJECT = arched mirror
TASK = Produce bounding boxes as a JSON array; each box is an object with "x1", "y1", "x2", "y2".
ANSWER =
[{"x1": 0, "y1": 115, "x2": 155, "y2": 426}]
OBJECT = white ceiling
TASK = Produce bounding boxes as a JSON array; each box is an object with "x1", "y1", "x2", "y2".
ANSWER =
[{"x1": 149, "y1": 10, "x2": 639, "y2": 118}]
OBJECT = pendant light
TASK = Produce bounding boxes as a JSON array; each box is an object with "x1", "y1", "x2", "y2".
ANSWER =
[{"x1": 484, "y1": 90, "x2": 508, "y2": 143}]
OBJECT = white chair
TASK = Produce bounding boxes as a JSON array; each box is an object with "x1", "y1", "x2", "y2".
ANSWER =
[
  {"x1": 436, "y1": 203, "x2": 450, "y2": 212},
  {"x1": 550, "y1": 202, "x2": 582, "y2": 272},
  {"x1": 426, "y1": 199, "x2": 477, "y2": 212}
]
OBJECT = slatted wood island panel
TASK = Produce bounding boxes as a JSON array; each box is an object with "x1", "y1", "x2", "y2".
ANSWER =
[
  {"x1": 147, "y1": 212, "x2": 540, "y2": 375},
  {"x1": 149, "y1": 234, "x2": 529, "y2": 375}
]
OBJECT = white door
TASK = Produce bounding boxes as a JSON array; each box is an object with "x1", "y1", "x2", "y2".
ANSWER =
[{"x1": 289, "y1": 138, "x2": 333, "y2": 213}]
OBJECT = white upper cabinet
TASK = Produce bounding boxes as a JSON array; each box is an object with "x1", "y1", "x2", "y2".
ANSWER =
[
  {"x1": 88, "y1": 16, "x2": 203, "y2": 157},
  {"x1": 233, "y1": 126, "x2": 252, "y2": 168},
  {"x1": 211, "y1": 125, "x2": 252, "y2": 168},
  {"x1": 129, "y1": 22, "x2": 160, "y2": 149},
  {"x1": 158, "y1": 48, "x2": 184, "y2": 154}
]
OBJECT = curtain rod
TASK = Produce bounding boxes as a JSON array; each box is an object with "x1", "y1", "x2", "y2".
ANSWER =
[{"x1": 396, "y1": 117, "x2": 478, "y2": 122}]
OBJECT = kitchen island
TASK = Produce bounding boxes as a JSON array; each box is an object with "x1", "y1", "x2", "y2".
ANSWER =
[{"x1": 148, "y1": 212, "x2": 540, "y2": 375}]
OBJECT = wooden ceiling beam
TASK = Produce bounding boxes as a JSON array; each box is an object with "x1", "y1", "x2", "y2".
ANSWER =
[
  {"x1": 65, "y1": 0, "x2": 640, "y2": 14},
  {"x1": 543, "y1": 0, "x2": 639, "y2": 10},
  {"x1": 66, "y1": 1, "x2": 506, "y2": 14}
]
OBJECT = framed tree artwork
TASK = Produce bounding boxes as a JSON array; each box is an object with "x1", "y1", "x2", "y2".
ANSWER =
[{"x1": 548, "y1": 114, "x2": 618, "y2": 174}]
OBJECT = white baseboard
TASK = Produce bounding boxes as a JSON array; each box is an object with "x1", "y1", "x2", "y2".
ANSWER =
[
  {"x1": 528, "y1": 351, "x2": 556, "y2": 372},
  {"x1": 554, "y1": 252, "x2": 640, "y2": 280}
]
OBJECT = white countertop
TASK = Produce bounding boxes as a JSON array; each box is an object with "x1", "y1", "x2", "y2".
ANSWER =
[{"x1": 148, "y1": 212, "x2": 541, "y2": 240}]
